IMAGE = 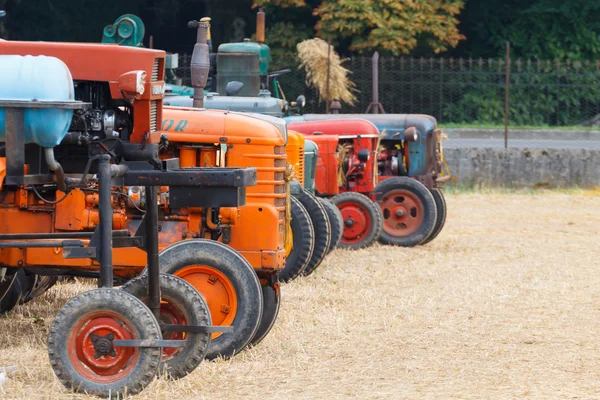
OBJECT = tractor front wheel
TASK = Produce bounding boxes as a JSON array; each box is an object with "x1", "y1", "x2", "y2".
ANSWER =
[
  {"x1": 249, "y1": 283, "x2": 281, "y2": 347},
  {"x1": 421, "y1": 188, "x2": 447, "y2": 245},
  {"x1": 280, "y1": 196, "x2": 315, "y2": 282},
  {"x1": 375, "y1": 177, "x2": 437, "y2": 247},
  {"x1": 318, "y1": 197, "x2": 344, "y2": 254},
  {"x1": 121, "y1": 273, "x2": 211, "y2": 379},
  {"x1": 48, "y1": 288, "x2": 162, "y2": 397},
  {"x1": 331, "y1": 192, "x2": 383, "y2": 250},
  {"x1": 296, "y1": 189, "x2": 331, "y2": 276},
  {"x1": 157, "y1": 240, "x2": 262, "y2": 360}
]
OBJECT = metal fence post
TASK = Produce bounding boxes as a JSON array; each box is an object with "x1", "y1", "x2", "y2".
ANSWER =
[
  {"x1": 365, "y1": 52, "x2": 385, "y2": 114},
  {"x1": 504, "y1": 42, "x2": 511, "y2": 149}
]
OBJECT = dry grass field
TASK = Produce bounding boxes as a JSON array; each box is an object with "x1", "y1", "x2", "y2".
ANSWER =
[{"x1": 1, "y1": 190, "x2": 600, "y2": 399}]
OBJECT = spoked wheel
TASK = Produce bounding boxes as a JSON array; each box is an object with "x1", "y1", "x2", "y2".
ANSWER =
[
  {"x1": 331, "y1": 192, "x2": 383, "y2": 250},
  {"x1": 280, "y1": 196, "x2": 315, "y2": 282},
  {"x1": 21, "y1": 275, "x2": 58, "y2": 304},
  {"x1": 295, "y1": 189, "x2": 331, "y2": 276},
  {"x1": 0, "y1": 269, "x2": 33, "y2": 314},
  {"x1": 421, "y1": 188, "x2": 447, "y2": 245},
  {"x1": 318, "y1": 197, "x2": 344, "y2": 254},
  {"x1": 157, "y1": 240, "x2": 262, "y2": 360},
  {"x1": 121, "y1": 273, "x2": 211, "y2": 379},
  {"x1": 48, "y1": 288, "x2": 162, "y2": 397},
  {"x1": 375, "y1": 177, "x2": 437, "y2": 247},
  {"x1": 249, "y1": 283, "x2": 281, "y2": 347}
]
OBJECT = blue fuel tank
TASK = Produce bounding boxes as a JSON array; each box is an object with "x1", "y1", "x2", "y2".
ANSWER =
[{"x1": 0, "y1": 55, "x2": 74, "y2": 148}]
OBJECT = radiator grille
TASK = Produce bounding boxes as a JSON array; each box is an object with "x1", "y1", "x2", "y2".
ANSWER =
[
  {"x1": 297, "y1": 145, "x2": 305, "y2": 186},
  {"x1": 152, "y1": 59, "x2": 160, "y2": 82},
  {"x1": 150, "y1": 100, "x2": 158, "y2": 132}
]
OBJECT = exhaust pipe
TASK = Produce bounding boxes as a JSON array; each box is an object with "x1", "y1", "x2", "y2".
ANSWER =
[
  {"x1": 256, "y1": 8, "x2": 265, "y2": 44},
  {"x1": 187, "y1": 19, "x2": 211, "y2": 108},
  {"x1": 44, "y1": 148, "x2": 67, "y2": 192}
]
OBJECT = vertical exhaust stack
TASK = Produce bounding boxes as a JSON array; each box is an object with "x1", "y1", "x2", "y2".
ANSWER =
[
  {"x1": 188, "y1": 19, "x2": 211, "y2": 108},
  {"x1": 256, "y1": 8, "x2": 265, "y2": 44}
]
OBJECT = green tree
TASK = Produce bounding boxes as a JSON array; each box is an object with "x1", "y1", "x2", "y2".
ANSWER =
[
  {"x1": 254, "y1": 0, "x2": 465, "y2": 56},
  {"x1": 456, "y1": 0, "x2": 600, "y2": 60}
]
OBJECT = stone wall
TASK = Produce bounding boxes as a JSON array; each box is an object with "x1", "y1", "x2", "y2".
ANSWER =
[{"x1": 444, "y1": 148, "x2": 600, "y2": 188}]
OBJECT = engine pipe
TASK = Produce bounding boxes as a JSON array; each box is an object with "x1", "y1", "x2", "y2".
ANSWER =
[
  {"x1": 188, "y1": 20, "x2": 210, "y2": 108},
  {"x1": 44, "y1": 148, "x2": 67, "y2": 192}
]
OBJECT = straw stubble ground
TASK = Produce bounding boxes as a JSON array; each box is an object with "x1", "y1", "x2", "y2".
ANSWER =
[{"x1": 1, "y1": 191, "x2": 599, "y2": 399}]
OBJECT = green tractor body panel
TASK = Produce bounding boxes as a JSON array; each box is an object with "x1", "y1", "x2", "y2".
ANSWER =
[
  {"x1": 164, "y1": 91, "x2": 285, "y2": 117},
  {"x1": 216, "y1": 41, "x2": 270, "y2": 96},
  {"x1": 303, "y1": 140, "x2": 319, "y2": 194}
]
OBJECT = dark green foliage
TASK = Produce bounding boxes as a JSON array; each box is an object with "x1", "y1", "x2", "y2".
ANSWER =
[
  {"x1": 455, "y1": 0, "x2": 600, "y2": 60},
  {"x1": 442, "y1": 60, "x2": 600, "y2": 126}
]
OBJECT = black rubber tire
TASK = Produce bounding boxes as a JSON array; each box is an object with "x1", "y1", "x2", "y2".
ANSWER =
[
  {"x1": 295, "y1": 189, "x2": 331, "y2": 276},
  {"x1": 249, "y1": 284, "x2": 281, "y2": 347},
  {"x1": 0, "y1": 270, "x2": 32, "y2": 314},
  {"x1": 375, "y1": 177, "x2": 437, "y2": 247},
  {"x1": 121, "y1": 273, "x2": 211, "y2": 379},
  {"x1": 157, "y1": 240, "x2": 262, "y2": 360},
  {"x1": 318, "y1": 197, "x2": 343, "y2": 254},
  {"x1": 48, "y1": 288, "x2": 162, "y2": 397},
  {"x1": 421, "y1": 188, "x2": 447, "y2": 245},
  {"x1": 331, "y1": 192, "x2": 383, "y2": 250},
  {"x1": 21, "y1": 275, "x2": 58, "y2": 304},
  {"x1": 280, "y1": 196, "x2": 315, "y2": 282}
]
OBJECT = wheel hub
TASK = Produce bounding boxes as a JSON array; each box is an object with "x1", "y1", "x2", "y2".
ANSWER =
[
  {"x1": 337, "y1": 201, "x2": 372, "y2": 245},
  {"x1": 90, "y1": 333, "x2": 116, "y2": 359}
]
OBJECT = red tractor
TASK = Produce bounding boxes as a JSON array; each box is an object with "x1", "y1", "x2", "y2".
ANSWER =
[
  {"x1": 288, "y1": 119, "x2": 384, "y2": 249},
  {"x1": 288, "y1": 119, "x2": 439, "y2": 249}
]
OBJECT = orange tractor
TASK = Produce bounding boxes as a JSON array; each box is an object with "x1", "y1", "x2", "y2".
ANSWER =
[
  {"x1": 0, "y1": 37, "x2": 266, "y2": 395},
  {"x1": 1, "y1": 20, "x2": 320, "y2": 361}
]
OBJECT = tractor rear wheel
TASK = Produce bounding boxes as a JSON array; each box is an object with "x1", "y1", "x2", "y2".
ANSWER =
[
  {"x1": 157, "y1": 240, "x2": 262, "y2": 360},
  {"x1": 280, "y1": 196, "x2": 315, "y2": 282},
  {"x1": 421, "y1": 189, "x2": 447, "y2": 245},
  {"x1": 0, "y1": 269, "x2": 33, "y2": 314},
  {"x1": 21, "y1": 275, "x2": 58, "y2": 304},
  {"x1": 375, "y1": 177, "x2": 437, "y2": 247},
  {"x1": 48, "y1": 288, "x2": 162, "y2": 397},
  {"x1": 249, "y1": 283, "x2": 281, "y2": 347},
  {"x1": 121, "y1": 273, "x2": 211, "y2": 379},
  {"x1": 318, "y1": 197, "x2": 343, "y2": 254},
  {"x1": 332, "y1": 192, "x2": 383, "y2": 250},
  {"x1": 295, "y1": 189, "x2": 331, "y2": 276}
]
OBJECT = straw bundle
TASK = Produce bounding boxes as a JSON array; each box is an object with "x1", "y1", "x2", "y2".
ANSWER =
[
  {"x1": 336, "y1": 143, "x2": 352, "y2": 187},
  {"x1": 296, "y1": 38, "x2": 357, "y2": 105}
]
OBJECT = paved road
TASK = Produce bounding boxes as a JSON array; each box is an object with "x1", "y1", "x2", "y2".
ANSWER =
[{"x1": 443, "y1": 138, "x2": 600, "y2": 150}]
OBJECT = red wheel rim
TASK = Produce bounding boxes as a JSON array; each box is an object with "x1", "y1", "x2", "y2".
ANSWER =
[
  {"x1": 68, "y1": 311, "x2": 138, "y2": 383},
  {"x1": 158, "y1": 301, "x2": 187, "y2": 360},
  {"x1": 379, "y1": 189, "x2": 425, "y2": 236},
  {"x1": 337, "y1": 201, "x2": 372, "y2": 245}
]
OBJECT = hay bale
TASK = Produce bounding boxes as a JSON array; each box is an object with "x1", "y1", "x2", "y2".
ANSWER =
[{"x1": 296, "y1": 38, "x2": 357, "y2": 105}]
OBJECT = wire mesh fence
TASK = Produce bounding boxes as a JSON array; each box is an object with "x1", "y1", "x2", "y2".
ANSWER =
[{"x1": 174, "y1": 54, "x2": 600, "y2": 128}]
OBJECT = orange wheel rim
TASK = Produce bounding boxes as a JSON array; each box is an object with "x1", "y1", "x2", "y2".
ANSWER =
[
  {"x1": 174, "y1": 266, "x2": 238, "y2": 339},
  {"x1": 68, "y1": 311, "x2": 138, "y2": 383}
]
